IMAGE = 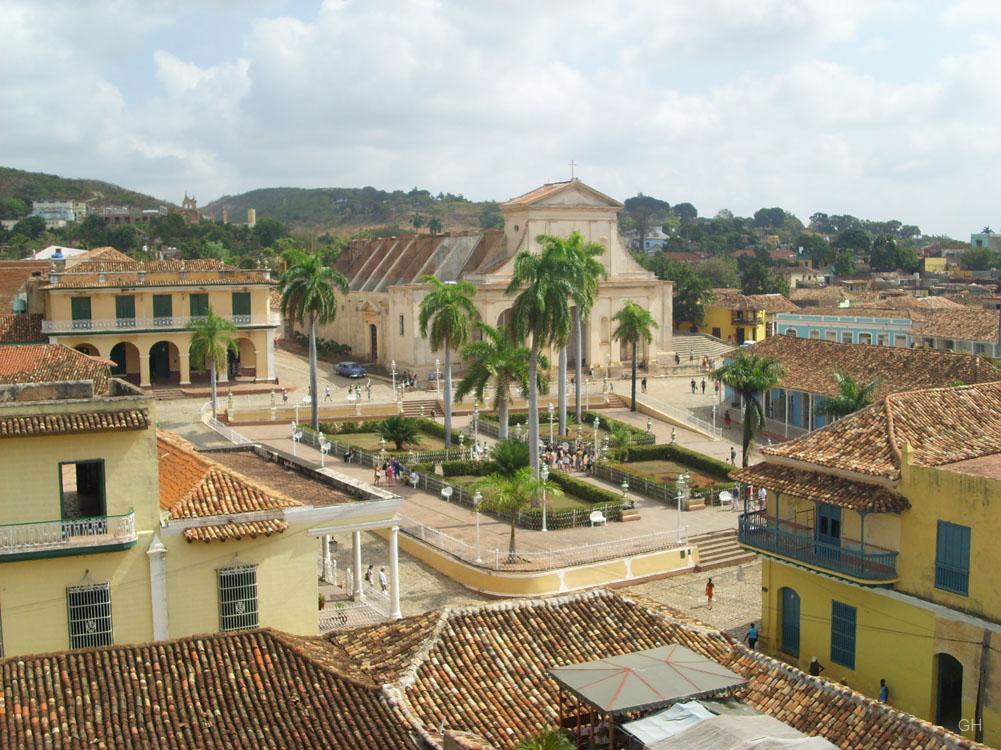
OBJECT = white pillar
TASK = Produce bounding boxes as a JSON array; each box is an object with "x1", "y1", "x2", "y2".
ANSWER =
[
  {"x1": 352, "y1": 530, "x2": 364, "y2": 601},
  {"x1": 322, "y1": 535, "x2": 334, "y2": 583},
  {"x1": 146, "y1": 535, "x2": 169, "y2": 641},
  {"x1": 266, "y1": 335, "x2": 276, "y2": 381},
  {"x1": 389, "y1": 525, "x2": 402, "y2": 619}
]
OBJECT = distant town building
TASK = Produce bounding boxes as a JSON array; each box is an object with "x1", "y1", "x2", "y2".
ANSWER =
[
  {"x1": 29, "y1": 245, "x2": 87, "y2": 260},
  {"x1": 90, "y1": 204, "x2": 167, "y2": 226},
  {"x1": 624, "y1": 226, "x2": 670, "y2": 253},
  {"x1": 30, "y1": 200, "x2": 87, "y2": 228},
  {"x1": 180, "y1": 193, "x2": 201, "y2": 224},
  {"x1": 970, "y1": 230, "x2": 1001, "y2": 252},
  {"x1": 247, "y1": 207, "x2": 256, "y2": 227}
]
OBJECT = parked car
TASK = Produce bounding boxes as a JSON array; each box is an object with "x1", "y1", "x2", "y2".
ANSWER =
[{"x1": 336, "y1": 361, "x2": 367, "y2": 378}]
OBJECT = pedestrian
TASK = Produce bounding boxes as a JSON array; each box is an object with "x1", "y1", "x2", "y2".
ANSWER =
[
  {"x1": 379, "y1": 567, "x2": 388, "y2": 593},
  {"x1": 714, "y1": 380, "x2": 720, "y2": 397},
  {"x1": 324, "y1": 385, "x2": 331, "y2": 402},
  {"x1": 705, "y1": 578, "x2": 715, "y2": 610},
  {"x1": 729, "y1": 446, "x2": 736, "y2": 466},
  {"x1": 809, "y1": 657, "x2": 824, "y2": 677},
  {"x1": 879, "y1": 678, "x2": 889, "y2": 703},
  {"x1": 690, "y1": 378, "x2": 696, "y2": 394},
  {"x1": 745, "y1": 622, "x2": 758, "y2": 650},
  {"x1": 366, "y1": 378, "x2": 372, "y2": 400},
  {"x1": 373, "y1": 465, "x2": 381, "y2": 485},
  {"x1": 641, "y1": 376, "x2": 647, "y2": 394},
  {"x1": 700, "y1": 378, "x2": 706, "y2": 395},
  {"x1": 364, "y1": 564, "x2": 374, "y2": 586},
  {"x1": 689, "y1": 351, "x2": 694, "y2": 362},
  {"x1": 674, "y1": 352, "x2": 680, "y2": 366}
]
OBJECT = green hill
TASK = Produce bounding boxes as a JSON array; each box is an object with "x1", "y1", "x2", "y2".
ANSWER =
[
  {"x1": 203, "y1": 186, "x2": 502, "y2": 234},
  {"x1": 0, "y1": 166, "x2": 171, "y2": 218}
]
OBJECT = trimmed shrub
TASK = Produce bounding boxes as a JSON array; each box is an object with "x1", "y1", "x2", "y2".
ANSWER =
[
  {"x1": 612, "y1": 443, "x2": 733, "y2": 480},
  {"x1": 548, "y1": 469, "x2": 621, "y2": 505}
]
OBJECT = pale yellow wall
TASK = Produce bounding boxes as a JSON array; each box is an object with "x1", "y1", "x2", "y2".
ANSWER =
[
  {"x1": 0, "y1": 536, "x2": 155, "y2": 657},
  {"x1": 162, "y1": 521, "x2": 319, "y2": 639},
  {"x1": 47, "y1": 286, "x2": 271, "y2": 323},
  {"x1": 681, "y1": 305, "x2": 766, "y2": 344}
]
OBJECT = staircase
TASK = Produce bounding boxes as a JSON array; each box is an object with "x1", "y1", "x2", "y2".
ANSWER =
[
  {"x1": 150, "y1": 386, "x2": 187, "y2": 401},
  {"x1": 602, "y1": 393, "x2": 629, "y2": 409},
  {"x1": 691, "y1": 529, "x2": 757, "y2": 571},
  {"x1": 670, "y1": 333, "x2": 736, "y2": 361},
  {"x1": 402, "y1": 399, "x2": 440, "y2": 418}
]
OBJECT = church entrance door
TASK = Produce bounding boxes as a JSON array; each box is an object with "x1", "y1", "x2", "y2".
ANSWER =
[{"x1": 369, "y1": 324, "x2": 378, "y2": 363}]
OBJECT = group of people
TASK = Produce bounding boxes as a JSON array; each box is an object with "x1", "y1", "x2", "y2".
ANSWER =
[
  {"x1": 540, "y1": 439, "x2": 599, "y2": 475},
  {"x1": 397, "y1": 371, "x2": 420, "y2": 390},
  {"x1": 363, "y1": 564, "x2": 389, "y2": 593},
  {"x1": 373, "y1": 457, "x2": 405, "y2": 485}
]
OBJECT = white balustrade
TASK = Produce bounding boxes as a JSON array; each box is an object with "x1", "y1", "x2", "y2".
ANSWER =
[
  {"x1": 0, "y1": 511, "x2": 136, "y2": 556},
  {"x1": 41, "y1": 312, "x2": 280, "y2": 334}
]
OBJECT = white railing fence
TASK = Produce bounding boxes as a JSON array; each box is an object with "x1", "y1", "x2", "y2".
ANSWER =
[
  {"x1": 0, "y1": 511, "x2": 137, "y2": 554},
  {"x1": 200, "y1": 402, "x2": 255, "y2": 445},
  {"x1": 41, "y1": 312, "x2": 280, "y2": 333},
  {"x1": 636, "y1": 394, "x2": 723, "y2": 440}
]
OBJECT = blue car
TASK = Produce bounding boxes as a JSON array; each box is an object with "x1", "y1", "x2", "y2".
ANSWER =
[{"x1": 335, "y1": 361, "x2": 367, "y2": 378}]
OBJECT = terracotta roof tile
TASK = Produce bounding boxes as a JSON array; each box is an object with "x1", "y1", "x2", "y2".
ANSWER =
[
  {"x1": 0, "y1": 629, "x2": 419, "y2": 749},
  {"x1": 0, "y1": 344, "x2": 110, "y2": 392},
  {"x1": 745, "y1": 293, "x2": 799, "y2": 313},
  {"x1": 0, "y1": 261, "x2": 47, "y2": 309},
  {"x1": 0, "y1": 408, "x2": 149, "y2": 438},
  {"x1": 157, "y1": 431, "x2": 301, "y2": 520},
  {"x1": 41, "y1": 258, "x2": 271, "y2": 289},
  {"x1": 733, "y1": 463, "x2": 908, "y2": 513},
  {"x1": 0, "y1": 313, "x2": 44, "y2": 343},
  {"x1": 183, "y1": 518, "x2": 289, "y2": 542},
  {"x1": 501, "y1": 180, "x2": 574, "y2": 206},
  {"x1": 742, "y1": 335, "x2": 996, "y2": 399},
  {"x1": 910, "y1": 307, "x2": 1000, "y2": 341},
  {"x1": 709, "y1": 288, "x2": 762, "y2": 311}
]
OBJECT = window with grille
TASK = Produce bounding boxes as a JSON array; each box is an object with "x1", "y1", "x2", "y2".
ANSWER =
[
  {"x1": 218, "y1": 565, "x2": 259, "y2": 631},
  {"x1": 67, "y1": 584, "x2": 113, "y2": 649},
  {"x1": 830, "y1": 601, "x2": 856, "y2": 669}
]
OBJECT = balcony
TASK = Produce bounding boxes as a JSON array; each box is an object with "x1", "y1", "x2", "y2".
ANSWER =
[
  {"x1": 739, "y1": 509, "x2": 898, "y2": 583},
  {"x1": 0, "y1": 511, "x2": 137, "y2": 561},
  {"x1": 42, "y1": 312, "x2": 281, "y2": 334}
]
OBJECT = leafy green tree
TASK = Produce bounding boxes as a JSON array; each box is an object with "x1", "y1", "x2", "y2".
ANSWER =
[
  {"x1": 622, "y1": 194, "x2": 670, "y2": 249},
  {"x1": 753, "y1": 207, "x2": 786, "y2": 229},
  {"x1": 671, "y1": 202, "x2": 698, "y2": 220},
  {"x1": 897, "y1": 244, "x2": 919, "y2": 273},
  {"x1": 427, "y1": 216, "x2": 443, "y2": 233},
  {"x1": 796, "y1": 232, "x2": 834, "y2": 267},
  {"x1": 820, "y1": 370, "x2": 879, "y2": 421},
  {"x1": 834, "y1": 227, "x2": 872, "y2": 254},
  {"x1": 0, "y1": 197, "x2": 28, "y2": 220},
  {"x1": 473, "y1": 466, "x2": 561, "y2": 562},
  {"x1": 832, "y1": 249, "x2": 856, "y2": 277},
  {"x1": 961, "y1": 245, "x2": 998, "y2": 271},
  {"x1": 187, "y1": 308, "x2": 238, "y2": 420},
  {"x1": 419, "y1": 275, "x2": 477, "y2": 447},
  {"x1": 713, "y1": 352, "x2": 784, "y2": 467},
  {"x1": 492, "y1": 438, "x2": 530, "y2": 477},
  {"x1": 516, "y1": 727, "x2": 576, "y2": 750},
  {"x1": 506, "y1": 238, "x2": 574, "y2": 472},
  {"x1": 739, "y1": 249, "x2": 786, "y2": 295},
  {"x1": 640, "y1": 256, "x2": 711, "y2": 327},
  {"x1": 375, "y1": 415, "x2": 421, "y2": 451},
  {"x1": 695, "y1": 256, "x2": 740, "y2": 288},
  {"x1": 12, "y1": 215, "x2": 45, "y2": 239},
  {"x1": 107, "y1": 224, "x2": 140, "y2": 252},
  {"x1": 455, "y1": 323, "x2": 545, "y2": 440},
  {"x1": 411, "y1": 212, "x2": 424, "y2": 231},
  {"x1": 869, "y1": 234, "x2": 907, "y2": 272},
  {"x1": 612, "y1": 301, "x2": 658, "y2": 411},
  {"x1": 252, "y1": 216, "x2": 287, "y2": 248},
  {"x1": 479, "y1": 202, "x2": 504, "y2": 229},
  {"x1": 280, "y1": 248, "x2": 350, "y2": 430}
]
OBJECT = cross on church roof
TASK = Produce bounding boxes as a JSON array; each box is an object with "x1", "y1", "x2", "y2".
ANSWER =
[{"x1": 569, "y1": 160, "x2": 577, "y2": 178}]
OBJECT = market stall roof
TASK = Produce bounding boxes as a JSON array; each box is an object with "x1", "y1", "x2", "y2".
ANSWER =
[
  {"x1": 549, "y1": 645, "x2": 746, "y2": 716},
  {"x1": 652, "y1": 714, "x2": 838, "y2": 749}
]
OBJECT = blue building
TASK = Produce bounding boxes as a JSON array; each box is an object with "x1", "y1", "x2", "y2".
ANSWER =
[{"x1": 774, "y1": 310, "x2": 913, "y2": 348}]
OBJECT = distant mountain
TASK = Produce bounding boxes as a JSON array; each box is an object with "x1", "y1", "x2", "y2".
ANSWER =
[
  {"x1": 203, "y1": 186, "x2": 501, "y2": 234},
  {"x1": 0, "y1": 166, "x2": 171, "y2": 211}
]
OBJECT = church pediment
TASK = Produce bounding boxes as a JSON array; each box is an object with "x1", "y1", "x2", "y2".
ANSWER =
[{"x1": 502, "y1": 179, "x2": 623, "y2": 210}]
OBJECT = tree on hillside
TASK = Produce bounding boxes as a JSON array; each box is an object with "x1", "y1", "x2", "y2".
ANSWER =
[
  {"x1": 479, "y1": 202, "x2": 504, "y2": 229},
  {"x1": 834, "y1": 227, "x2": 872, "y2": 254},
  {"x1": 796, "y1": 232, "x2": 834, "y2": 267},
  {"x1": 832, "y1": 250, "x2": 856, "y2": 277},
  {"x1": 11, "y1": 216, "x2": 45, "y2": 239},
  {"x1": 411, "y1": 212, "x2": 424, "y2": 231},
  {"x1": 640, "y1": 256, "x2": 711, "y2": 327},
  {"x1": 427, "y1": 216, "x2": 443, "y2": 233},
  {"x1": 252, "y1": 217, "x2": 287, "y2": 248},
  {"x1": 671, "y1": 202, "x2": 698, "y2": 220},
  {"x1": 961, "y1": 245, "x2": 998, "y2": 271},
  {"x1": 739, "y1": 248, "x2": 787, "y2": 296},
  {"x1": 0, "y1": 197, "x2": 28, "y2": 220},
  {"x1": 623, "y1": 194, "x2": 670, "y2": 250},
  {"x1": 695, "y1": 257, "x2": 740, "y2": 288},
  {"x1": 753, "y1": 207, "x2": 786, "y2": 229}
]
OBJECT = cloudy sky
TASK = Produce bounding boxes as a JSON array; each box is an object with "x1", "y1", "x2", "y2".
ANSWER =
[{"x1": 3, "y1": 0, "x2": 1000, "y2": 236}]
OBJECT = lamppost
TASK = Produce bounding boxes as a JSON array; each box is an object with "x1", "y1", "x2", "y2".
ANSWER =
[
  {"x1": 515, "y1": 422, "x2": 523, "y2": 442},
  {"x1": 319, "y1": 433, "x2": 331, "y2": 467},
  {"x1": 379, "y1": 437, "x2": 387, "y2": 466},
  {"x1": 420, "y1": 403, "x2": 425, "y2": 418},
  {"x1": 540, "y1": 463, "x2": 549, "y2": 532},
  {"x1": 408, "y1": 449, "x2": 416, "y2": 467},
  {"x1": 434, "y1": 358, "x2": 441, "y2": 398},
  {"x1": 291, "y1": 421, "x2": 303, "y2": 457},
  {"x1": 646, "y1": 417, "x2": 653, "y2": 434},
  {"x1": 602, "y1": 434, "x2": 609, "y2": 460},
  {"x1": 620, "y1": 477, "x2": 629, "y2": 503},
  {"x1": 473, "y1": 490, "x2": 483, "y2": 562},
  {"x1": 593, "y1": 416, "x2": 600, "y2": 457},
  {"x1": 547, "y1": 402, "x2": 555, "y2": 445},
  {"x1": 712, "y1": 404, "x2": 717, "y2": 433},
  {"x1": 472, "y1": 402, "x2": 480, "y2": 441},
  {"x1": 458, "y1": 431, "x2": 465, "y2": 459},
  {"x1": 391, "y1": 360, "x2": 397, "y2": 394},
  {"x1": 675, "y1": 472, "x2": 689, "y2": 537}
]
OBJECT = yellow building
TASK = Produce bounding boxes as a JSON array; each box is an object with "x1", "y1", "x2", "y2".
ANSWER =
[
  {"x1": 678, "y1": 288, "x2": 769, "y2": 345},
  {"x1": 736, "y1": 382, "x2": 1001, "y2": 745},
  {"x1": 0, "y1": 344, "x2": 402, "y2": 658},
  {"x1": 923, "y1": 256, "x2": 948, "y2": 273},
  {"x1": 26, "y1": 253, "x2": 279, "y2": 387}
]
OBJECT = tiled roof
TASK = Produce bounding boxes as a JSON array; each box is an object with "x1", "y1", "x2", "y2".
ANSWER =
[
  {"x1": 732, "y1": 463, "x2": 908, "y2": 513},
  {"x1": 183, "y1": 518, "x2": 289, "y2": 542},
  {"x1": 209, "y1": 450, "x2": 352, "y2": 507},
  {"x1": 910, "y1": 307, "x2": 1000, "y2": 342},
  {"x1": 709, "y1": 288, "x2": 762, "y2": 311},
  {"x1": 745, "y1": 293, "x2": 799, "y2": 313},
  {"x1": 0, "y1": 629, "x2": 419, "y2": 750},
  {"x1": 0, "y1": 408, "x2": 149, "y2": 438},
  {"x1": 742, "y1": 335, "x2": 996, "y2": 399},
  {"x1": 0, "y1": 313, "x2": 44, "y2": 343},
  {"x1": 765, "y1": 381, "x2": 1001, "y2": 480},
  {"x1": 501, "y1": 178, "x2": 623, "y2": 208},
  {"x1": 859, "y1": 294, "x2": 962, "y2": 310},
  {"x1": 42, "y1": 258, "x2": 271, "y2": 289},
  {"x1": 0, "y1": 261, "x2": 47, "y2": 309},
  {"x1": 0, "y1": 344, "x2": 110, "y2": 392},
  {"x1": 69, "y1": 246, "x2": 133, "y2": 264},
  {"x1": 157, "y1": 431, "x2": 301, "y2": 521},
  {"x1": 327, "y1": 589, "x2": 983, "y2": 750}
]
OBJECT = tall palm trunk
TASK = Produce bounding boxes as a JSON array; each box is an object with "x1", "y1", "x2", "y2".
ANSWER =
[
  {"x1": 443, "y1": 344, "x2": 453, "y2": 447},
  {"x1": 498, "y1": 392, "x2": 509, "y2": 440},
  {"x1": 574, "y1": 308, "x2": 583, "y2": 424},
  {"x1": 308, "y1": 311, "x2": 319, "y2": 431},
  {"x1": 209, "y1": 359, "x2": 218, "y2": 420},
  {"x1": 528, "y1": 340, "x2": 539, "y2": 473},
  {"x1": 741, "y1": 392, "x2": 754, "y2": 468},
  {"x1": 558, "y1": 345, "x2": 567, "y2": 437},
  {"x1": 508, "y1": 519, "x2": 517, "y2": 563},
  {"x1": 630, "y1": 340, "x2": 638, "y2": 411}
]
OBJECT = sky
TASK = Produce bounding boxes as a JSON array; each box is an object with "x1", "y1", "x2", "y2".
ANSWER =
[{"x1": 3, "y1": 0, "x2": 1000, "y2": 237}]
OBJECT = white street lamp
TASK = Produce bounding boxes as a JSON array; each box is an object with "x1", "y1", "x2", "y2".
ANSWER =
[
  {"x1": 291, "y1": 422, "x2": 303, "y2": 457},
  {"x1": 547, "y1": 402, "x2": 555, "y2": 445},
  {"x1": 675, "y1": 472, "x2": 689, "y2": 537},
  {"x1": 646, "y1": 417, "x2": 653, "y2": 433},
  {"x1": 435, "y1": 358, "x2": 441, "y2": 397},
  {"x1": 621, "y1": 477, "x2": 630, "y2": 502},
  {"x1": 602, "y1": 434, "x2": 609, "y2": 460},
  {"x1": 458, "y1": 431, "x2": 465, "y2": 459},
  {"x1": 473, "y1": 490, "x2": 483, "y2": 562},
  {"x1": 540, "y1": 463, "x2": 550, "y2": 533},
  {"x1": 593, "y1": 416, "x2": 600, "y2": 457},
  {"x1": 391, "y1": 359, "x2": 397, "y2": 394}
]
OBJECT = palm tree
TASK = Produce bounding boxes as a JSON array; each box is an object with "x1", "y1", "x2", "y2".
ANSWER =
[
  {"x1": 712, "y1": 352, "x2": 784, "y2": 467},
  {"x1": 279, "y1": 248, "x2": 350, "y2": 431},
  {"x1": 517, "y1": 727, "x2": 575, "y2": 750},
  {"x1": 375, "y1": 415, "x2": 422, "y2": 451},
  {"x1": 473, "y1": 466, "x2": 561, "y2": 563},
  {"x1": 612, "y1": 301, "x2": 659, "y2": 412},
  {"x1": 188, "y1": 308, "x2": 238, "y2": 420},
  {"x1": 561, "y1": 232, "x2": 606, "y2": 432},
  {"x1": 491, "y1": 438, "x2": 530, "y2": 477},
  {"x1": 506, "y1": 239, "x2": 574, "y2": 472},
  {"x1": 608, "y1": 423, "x2": 634, "y2": 462},
  {"x1": 455, "y1": 323, "x2": 547, "y2": 440},
  {"x1": 418, "y1": 275, "x2": 477, "y2": 447},
  {"x1": 820, "y1": 369, "x2": 879, "y2": 421}
]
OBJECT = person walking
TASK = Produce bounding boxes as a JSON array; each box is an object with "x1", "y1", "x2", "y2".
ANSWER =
[
  {"x1": 364, "y1": 564, "x2": 374, "y2": 587},
  {"x1": 809, "y1": 657, "x2": 824, "y2": 677},
  {"x1": 745, "y1": 623, "x2": 759, "y2": 650},
  {"x1": 373, "y1": 464, "x2": 382, "y2": 485},
  {"x1": 282, "y1": 387, "x2": 288, "y2": 405},
  {"x1": 700, "y1": 378, "x2": 706, "y2": 395},
  {"x1": 879, "y1": 678, "x2": 889, "y2": 703},
  {"x1": 690, "y1": 378, "x2": 697, "y2": 395},
  {"x1": 366, "y1": 378, "x2": 373, "y2": 400},
  {"x1": 705, "y1": 578, "x2": 715, "y2": 610},
  {"x1": 729, "y1": 446, "x2": 736, "y2": 465},
  {"x1": 378, "y1": 567, "x2": 388, "y2": 594},
  {"x1": 641, "y1": 376, "x2": 647, "y2": 394},
  {"x1": 324, "y1": 385, "x2": 332, "y2": 402}
]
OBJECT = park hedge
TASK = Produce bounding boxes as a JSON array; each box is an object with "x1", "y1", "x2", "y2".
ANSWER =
[{"x1": 610, "y1": 443, "x2": 733, "y2": 481}]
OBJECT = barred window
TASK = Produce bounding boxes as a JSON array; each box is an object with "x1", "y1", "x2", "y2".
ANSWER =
[
  {"x1": 67, "y1": 584, "x2": 113, "y2": 649},
  {"x1": 218, "y1": 565, "x2": 259, "y2": 632}
]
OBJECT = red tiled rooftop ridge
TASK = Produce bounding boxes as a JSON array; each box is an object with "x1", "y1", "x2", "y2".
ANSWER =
[
  {"x1": 0, "y1": 343, "x2": 111, "y2": 393},
  {"x1": 0, "y1": 313, "x2": 44, "y2": 343}
]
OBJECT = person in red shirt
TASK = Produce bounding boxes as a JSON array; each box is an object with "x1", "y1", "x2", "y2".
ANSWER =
[{"x1": 705, "y1": 578, "x2": 715, "y2": 610}]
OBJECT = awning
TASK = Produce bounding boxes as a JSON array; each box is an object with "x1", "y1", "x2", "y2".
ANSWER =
[
  {"x1": 732, "y1": 463, "x2": 908, "y2": 514},
  {"x1": 549, "y1": 645, "x2": 746, "y2": 716},
  {"x1": 651, "y1": 714, "x2": 837, "y2": 749}
]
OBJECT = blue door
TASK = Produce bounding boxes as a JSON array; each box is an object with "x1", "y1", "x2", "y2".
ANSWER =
[
  {"x1": 789, "y1": 393, "x2": 802, "y2": 428},
  {"x1": 816, "y1": 503, "x2": 842, "y2": 547},
  {"x1": 781, "y1": 588, "x2": 800, "y2": 657}
]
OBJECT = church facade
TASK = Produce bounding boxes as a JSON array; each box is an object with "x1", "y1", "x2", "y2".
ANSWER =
[{"x1": 311, "y1": 179, "x2": 673, "y2": 374}]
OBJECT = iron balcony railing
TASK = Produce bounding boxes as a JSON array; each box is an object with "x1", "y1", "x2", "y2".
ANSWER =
[
  {"x1": 42, "y1": 312, "x2": 280, "y2": 333},
  {"x1": 738, "y1": 509, "x2": 898, "y2": 582},
  {"x1": 0, "y1": 511, "x2": 137, "y2": 558}
]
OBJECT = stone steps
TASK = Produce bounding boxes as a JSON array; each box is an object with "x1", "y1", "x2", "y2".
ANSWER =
[
  {"x1": 691, "y1": 529, "x2": 757, "y2": 571},
  {"x1": 402, "y1": 400, "x2": 440, "y2": 418}
]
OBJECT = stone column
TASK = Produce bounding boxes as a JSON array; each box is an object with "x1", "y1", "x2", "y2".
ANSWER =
[
  {"x1": 352, "y1": 530, "x2": 364, "y2": 601},
  {"x1": 322, "y1": 535, "x2": 334, "y2": 583},
  {"x1": 178, "y1": 351, "x2": 191, "y2": 386},
  {"x1": 265, "y1": 332, "x2": 276, "y2": 382},
  {"x1": 146, "y1": 535, "x2": 169, "y2": 640},
  {"x1": 139, "y1": 346, "x2": 152, "y2": 388},
  {"x1": 389, "y1": 525, "x2": 402, "y2": 619}
]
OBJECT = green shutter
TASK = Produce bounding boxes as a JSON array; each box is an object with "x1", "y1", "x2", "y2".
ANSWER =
[
  {"x1": 70, "y1": 297, "x2": 91, "y2": 322},
  {"x1": 153, "y1": 294, "x2": 173, "y2": 320},
  {"x1": 935, "y1": 521, "x2": 970, "y2": 595},
  {"x1": 115, "y1": 295, "x2": 135, "y2": 324},
  {"x1": 190, "y1": 293, "x2": 209, "y2": 317},
  {"x1": 232, "y1": 292, "x2": 251, "y2": 317},
  {"x1": 830, "y1": 601, "x2": 856, "y2": 669}
]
